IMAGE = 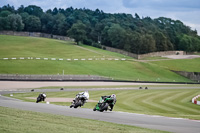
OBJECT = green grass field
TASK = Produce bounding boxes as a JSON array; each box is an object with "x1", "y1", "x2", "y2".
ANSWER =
[
  {"x1": 0, "y1": 35, "x2": 128, "y2": 59},
  {"x1": 0, "y1": 107, "x2": 167, "y2": 133},
  {"x1": 0, "y1": 59, "x2": 192, "y2": 82},
  {"x1": 7, "y1": 88, "x2": 200, "y2": 120},
  {"x1": 150, "y1": 58, "x2": 200, "y2": 72},
  {"x1": 0, "y1": 35, "x2": 198, "y2": 82}
]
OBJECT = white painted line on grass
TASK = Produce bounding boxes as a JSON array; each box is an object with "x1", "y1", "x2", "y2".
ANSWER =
[{"x1": 1, "y1": 56, "x2": 128, "y2": 62}]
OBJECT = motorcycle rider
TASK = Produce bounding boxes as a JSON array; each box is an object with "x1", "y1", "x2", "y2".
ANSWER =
[
  {"x1": 70, "y1": 91, "x2": 89, "y2": 108},
  {"x1": 101, "y1": 94, "x2": 116, "y2": 111},
  {"x1": 36, "y1": 93, "x2": 46, "y2": 103}
]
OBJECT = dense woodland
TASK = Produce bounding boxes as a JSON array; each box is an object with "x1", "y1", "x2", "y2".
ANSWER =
[{"x1": 0, "y1": 4, "x2": 200, "y2": 54}]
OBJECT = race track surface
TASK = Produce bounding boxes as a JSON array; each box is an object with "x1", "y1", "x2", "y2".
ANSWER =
[{"x1": 0, "y1": 81, "x2": 200, "y2": 133}]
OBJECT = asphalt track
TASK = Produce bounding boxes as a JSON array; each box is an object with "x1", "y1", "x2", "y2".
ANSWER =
[{"x1": 1, "y1": 82, "x2": 200, "y2": 133}]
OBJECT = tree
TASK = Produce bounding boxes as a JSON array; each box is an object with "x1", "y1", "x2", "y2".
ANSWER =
[
  {"x1": 0, "y1": 4, "x2": 15, "y2": 13},
  {"x1": 24, "y1": 5, "x2": 43, "y2": 17},
  {"x1": 17, "y1": 5, "x2": 24, "y2": 14},
  {"x1": 141, "y1": 34, "x2": 156, "y2": 53},
  {"x1": 67, "y1": 22, "x2": 87, "y2": 44},
  {"x1": 0, "y1": 10, "x2": 11, "y2": 17},
  {"x1": 7, "y1": 14, "x2": 24, "y2": 31},
  {"x1": 26, "y1": 15, "x2": 41, "y2": 32},
  {"x1": 40, "y1": 13, "x2": 53, "y2": 33},
  {"x1": 135, "y1": 13, "x2": 140, "y2": 19},
  {"x1": 130, "y1": 32, "x2": 143, "y2": 54},
  {"x1": 0, "y1": 17, "x2": 9, "y2": 30},
  {"x1": 52, "y1": 8, "x2": 58, "y2": 15},
  {"x1": 107, "y1": 24, "x2": 126, "y2": 49},
  {"x1": 52, "y1": 13, "x2": 68, "y2": 35},
  {"x1": 154, "y1": 31, "x2": 168, "y2": 51},
  {"x1": 178, "y1": 34, "x2": 200, "y2": 52},
  {"x1": 19, "y1": 12, "x2": 29, "y2": 31}
]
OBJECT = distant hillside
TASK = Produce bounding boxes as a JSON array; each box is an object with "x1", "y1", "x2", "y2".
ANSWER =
[
  {"x1": 0, "y1": 4, "x2": 200, "y2": 54},
  {"x1": 0, "y1": 35, "x2": 195, "y2": 82}
]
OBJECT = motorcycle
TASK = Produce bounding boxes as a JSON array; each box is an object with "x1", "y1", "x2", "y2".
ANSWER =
[
  {"x1": 36, "y1": 93, "x2": 46, "y2": 103},
  {"x1": 93, "y1": 96, "x2": 111, "y2": 112},
  {"x1": 70, "y1": 91, "x2": 89, "y2": 108}
]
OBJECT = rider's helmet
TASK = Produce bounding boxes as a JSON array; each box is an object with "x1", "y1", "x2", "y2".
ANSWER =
[
  {"x1": 42, "y1": 93, "x2": 46, "y2": 98},
  {"x1": 84, "y1": 91, "x2": 89, "y2": 99},
  {"x1": 111, "y1": 94, "x2": 116, "y2": 98}
]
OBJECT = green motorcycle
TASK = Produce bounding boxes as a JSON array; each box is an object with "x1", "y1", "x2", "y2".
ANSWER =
[{"x1": 93, "y1": 95, "x2": 116, "y2": 112}]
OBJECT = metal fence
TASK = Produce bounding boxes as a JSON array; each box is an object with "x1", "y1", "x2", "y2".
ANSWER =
[{"x1": 0, "y1": 74, "x2": 112, "y2": 81}]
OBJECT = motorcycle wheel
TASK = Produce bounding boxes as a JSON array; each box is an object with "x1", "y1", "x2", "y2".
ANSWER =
[
  {"x1": 36, "y1": 97, "x2": 41, "y2": 103},
  {"x1": 100, "y1": 103, "x2": 109, "y2": 112},
  {"x1": 93, "y1": 106, "x2": 97, "y2": 111},
  {"x1": 74, "y1": 101, "x2": 82, "y2": 108}
]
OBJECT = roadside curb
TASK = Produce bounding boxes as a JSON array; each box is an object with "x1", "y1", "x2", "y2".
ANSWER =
[{"x1": 192, "y1": 95, "x2": 200, "y2": 105}]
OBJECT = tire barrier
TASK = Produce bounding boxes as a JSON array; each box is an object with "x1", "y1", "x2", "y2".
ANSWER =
[{"x1": 192, "y1": 95, "x2": 200, "y2": 105}]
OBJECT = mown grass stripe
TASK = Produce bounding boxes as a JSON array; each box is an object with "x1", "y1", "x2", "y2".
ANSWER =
[{"x1": 161, "y1": 90, "x2": 200, "y2": 114}]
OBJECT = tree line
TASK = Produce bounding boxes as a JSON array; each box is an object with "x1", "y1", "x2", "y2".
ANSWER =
[{"x1": 0, "y1": 4, "x2": 200, "y2": 54}]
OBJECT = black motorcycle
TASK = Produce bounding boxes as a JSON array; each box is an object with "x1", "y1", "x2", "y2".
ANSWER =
[{"x1": 36, "y1": 93, "x2": 46, "y2": 103}]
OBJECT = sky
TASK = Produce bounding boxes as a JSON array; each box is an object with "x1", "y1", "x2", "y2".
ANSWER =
[{"x1": 1, "y1": 0, "x2": 200, "y2": 35}]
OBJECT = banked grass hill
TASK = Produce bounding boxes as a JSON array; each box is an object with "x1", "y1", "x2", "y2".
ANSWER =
[{"x1": 0, "y1": 35, "x2": 199, "y2": 82}]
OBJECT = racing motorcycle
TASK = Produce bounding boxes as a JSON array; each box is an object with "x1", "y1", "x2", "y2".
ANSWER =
[
  {"x1": 36, "y1": 93, "x2": 46, "y2": 103},
  {"x1": 70, "y1": 91, "x2": 89, "y2": 108},
  {"x1": 93, "y1": 96, "x2": 111, "y2": 112}
]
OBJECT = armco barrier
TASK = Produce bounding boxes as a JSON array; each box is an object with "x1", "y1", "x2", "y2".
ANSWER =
[{"x1": 0, "y1": 74, "x2": 111, "y2": 81}]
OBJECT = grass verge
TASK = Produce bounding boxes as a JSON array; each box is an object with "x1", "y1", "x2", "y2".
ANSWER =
[{"x1": 0, "y1": 106, "x2": 167, "y2": 133}]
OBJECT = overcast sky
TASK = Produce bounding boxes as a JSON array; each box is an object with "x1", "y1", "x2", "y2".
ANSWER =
[{"x1": 1, "y1": 0, "x2": 200, "y2": 35}]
